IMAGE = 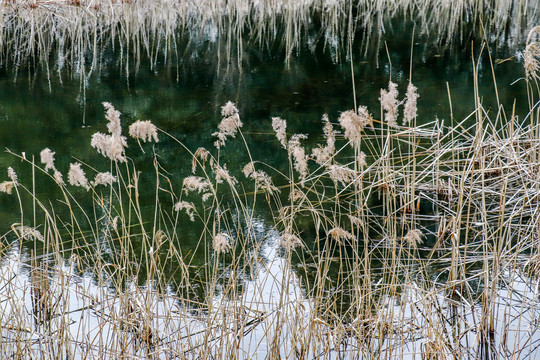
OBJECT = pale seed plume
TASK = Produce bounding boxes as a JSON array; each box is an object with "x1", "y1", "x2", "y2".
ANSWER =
[
  {"x1": 129, "y1": 120, "x2": 159, "y2": 142},
  {"x1": 221, "y1": 101, "x2": 238, "y2": 117},
  {"x1": 403, "y1": 229, "x2": 424, "y2": 249},
  {"x1": 53, "y1": 170, "x2": 65, "y2": 186},
  {"x1": 312, "y1": 114, "x2": 336, "y2": 164},
  {"x1": 103, "y1": 102, "x2": 122, "y2": 138},
  {"x1": 357, "y1": 151, "x2": 367, "y2": 169},
  {"x1": 0, "y1": 181, "x2": 14, "y2": 194},
  {"x1": 251, "y1": 170, "x2": 280, "y2": 195},
  {"x1": 12, "y1": 224, "x2": 44, "y2": 242},
  {"x1": 289, "y1": 134, "x2": 308, "y2": 183},
  {"x1": 242, "y1": 162, "x2": 255, "y2": 178},
  {"x1": 338, "y1": 106, "x2": 373, "y2": 146},
  {"x1": 524, "y1": 42, "x2": 540, "y2": 81},
  {"x1": 348, "y1": 215, "x2": 363, "y2": 226},
  {"x1": 91, "y1": 132, "x2": 128, "y2": 163},
  {"x1": 279, "y1": 232, "x2": 304, "y2": 252},
  {"x1": 213, "y1": 163, "x2": 238, "y2": 186},
  {"x1": 91, "y1": 103, "x2": 127, "y2": 162},
  {"x1": 182, "y1": 176, "x2": 212, "y2": 195},
  {"x1": 8, "y1": 167, "x2": 17, "y2": 184},
  {"x1": 40, "y1": 148, "x2": 56, "y2": 172},
  {"x1": 68, "y1": 163, "x2": 90, "y2": 190},
  {"x1": 243, "y1": 161, "x2": 279, "y2": 194},
  {"x1": 213, "y1": 232, "x2": 232, "y2": 254},
  {"x1": 213, "y1": 102, "x2": 242, "y2": 149},
  {"x1": 92, "y1": 172, "x2": 117, "y2": 187},
  {"x1": 327, "y1": 227, "x2": 355, "y2": 244},
  {"x1": 403, "y1": 82, "x2": 419, "y2": 125},
  {"x1": 192, "y1": 147, "x2": 210, "y2": 173},
  {"x1": 380, "y1": 81, "x2": 400, "y2": 128},
  {"x1": 174, "y1": 201, "x2": 196, "y2": 221},
  {"x1": 328, "y1": 164, "x2": 357, "y2": 186},
  {"x1": 272, "y1": 117, "x2": 288, "y2": 149}
]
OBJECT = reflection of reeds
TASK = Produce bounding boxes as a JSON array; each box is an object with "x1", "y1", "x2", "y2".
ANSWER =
[
  {"x1": 2, "y1": 31, "x2": 540, "y2": 359},
  {"x1": 0, "y1": 0, "x2": 538, "y2": 73}
]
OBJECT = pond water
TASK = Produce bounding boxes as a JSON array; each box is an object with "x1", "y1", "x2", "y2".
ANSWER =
[
  {"x1": 1, "y1": 3, "x2": 540, "y2": 357},
  {"x1": 0, "y1": 18, "x2": 529, "y2": 231},
  {"x1": 0, "y1": 14, "x2": 533, "y2": 291}
]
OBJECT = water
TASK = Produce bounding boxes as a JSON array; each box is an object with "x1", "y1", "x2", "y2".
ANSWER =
[{"x1": 0, "y1": 17, "x2": 531, "y2": 275}]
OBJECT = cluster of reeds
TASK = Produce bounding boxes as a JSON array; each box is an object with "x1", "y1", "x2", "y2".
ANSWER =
[
  {"x1": 1, "y1": 26, "x2": 540, "y2": 360},
  {"x1": 0, "y1": 0, "x2": 537, "y2": 74}
]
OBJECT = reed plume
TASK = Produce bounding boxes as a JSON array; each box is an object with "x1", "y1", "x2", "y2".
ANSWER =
[
  {"x1": 380, "y1": 81, "x2": 400, "y2": 128},
  {"x1": 213, "y1": 232, "x2": 232, "y2": 254},
  {"x1": 174, "y1": 201, "x2": 196, "y2": 221},
  {"x1": 129, "y1": 120, "x2": 159, "y2": 143},
  {"x1": 40, "y1": 148, "x2": 56, "y2": 172},
  {"x1": 272, "y1": 117, "x2": 288, "y2": 149},
  {"x1": 213, "y1": 101, "x2": 242, "y2": 149},
  {"x1": 279, "y1": 232, "x2": 304, "y2": 252},
  {"x1": 403, "y1": 82, "x2": 419, "y2": 125},
  {"x1": 68, "y1": 163, "x2": 90, "y2": 190}
]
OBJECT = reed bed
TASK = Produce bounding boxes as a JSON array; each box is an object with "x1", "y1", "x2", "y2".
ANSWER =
[
  {"x1": 0, "y1": 0, "x2": 538, "y2": 73},
  {"x1": 1, "y1": 17, "x2": 540, "y2": 360}
]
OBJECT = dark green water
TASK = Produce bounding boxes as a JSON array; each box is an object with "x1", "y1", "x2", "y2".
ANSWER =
[{"x1": 0, "y1": 19, "x2": 530, "y2": 287}]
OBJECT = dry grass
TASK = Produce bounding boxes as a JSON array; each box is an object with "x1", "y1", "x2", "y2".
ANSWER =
[
  {"x1": 1, "y1": 46, "x2": 540, "y2": 357},
  {"x1": 1, "y1": 6, "x2": 540, "y2": 358},
  {"x1": 0, "y1": 0, "x2": 538, "y2": 72}
]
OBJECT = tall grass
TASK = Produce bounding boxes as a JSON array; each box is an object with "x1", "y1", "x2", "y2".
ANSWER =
[
  {"x1": 0, "y1": 0, "x2": 538, "y2": 74},
  {"x1": 1, "y1": 25, "x2": 540, "y2": 358}
]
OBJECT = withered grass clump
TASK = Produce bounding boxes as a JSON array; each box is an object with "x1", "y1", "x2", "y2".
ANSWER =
[
  {"x1": 0, "y1": 0, "x2": 537, "y2": 73},
  {"x1": 2, "y1": 29, "x2": 540, "y2": 360}
]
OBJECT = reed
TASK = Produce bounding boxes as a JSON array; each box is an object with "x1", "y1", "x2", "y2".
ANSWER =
[
  {"x1": 1, "y1": 32, "x2": 540, "y2": 357},
  {"x1": 0, "y1": 0, "x2": 537, "y2": 74}
]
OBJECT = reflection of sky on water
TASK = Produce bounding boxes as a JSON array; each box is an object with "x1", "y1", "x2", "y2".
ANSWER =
[{"x1": 1, "y1": 218, "x2": 539, "y2": 359}]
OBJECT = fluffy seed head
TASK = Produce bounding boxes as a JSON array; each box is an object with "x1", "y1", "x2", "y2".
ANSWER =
[
  {"x1": 250, "y1": 169, "x2": 280, "y2": 195},
  {"x1": 192, "y1": 147, "x2": 210, "y2": 173},
  {"x1": 213, "y1": 102, "x2": 242, "y2": 149},
  {"x1": 243, "y1": 162, "x2": 255, "y2": 178},
  {"x1": 272, "y1": 117, "x2": 288, "y2": 149},
  {"x1": 0, "y1": 181, "x2": 14, "y2": 194},
  {"x1": 91, "y1": 132, "x2": 127, "y2": 163},
  {"x1": 312, "y1": 114, "x2": 336, "y2": 164},
  {"x1": 403, "y1": 229, "x2": 424, "y2": 249},
  {"x1": 68, "y1": 163, "x2": 90, "y2": 190},
  {"x1": 213, "y1": 232, "x2": 232, "y2": 254},
  {"x1": 328, "y1": 164, "x2": 357, "y2": 186},
  {"x1": 53, "y1": 170, "x2": 65, "y2": 186},
  {"x1": 221, "y1": 101, "x2": 238, "y2": 117},
  {"x1": 183, "y1": 176, "x2": 212, "y2": 195},
  {"x1": 380, "y1": 81, "x2": 400, "y2": 128},
  {"x1": 339, "y1": 107, "x2": 373, "y2": 146},
  {"x1": 524, "y1": 43, "x2": 540, "y2": 81},
  {"x1": 129, "y1": 120, "x2": 158, "y2": 142},
  {"x1": 12, "y1": 224, "x2": 44, "y2": 242},
  {"x1": 8, "y1": 167, "x2": 17, "y2": 183},
  {"x1": 327, "y1": 227, "x2": 355, "y2": 244},
  {"x1": 102, "y1": 102, "x2": 122, "y2": 138},
  {"x1": 174, "y1": 201, "x2": 196, "y2": 221},
  {"x1": 289, "y1": 134, "x2": 308, "y2": 183},
  {"x1": 92, "y1": 172, "x2": 117, "y2": 187},
  {"x1": 279, "y1": 232, "x2": 304, "y2": 252},
  {"x1": 357, "y1": 151, "x2": 367, "y2": 169},
  {"x1": 40, "y1": 148, "x2": 56, "y2": 172},
  {"x1": 403, "y1": 82, "x2": 419, "y2": 125},
  {"x1": 213, "y1": 163, "x2": 238, "y2": 186}
]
